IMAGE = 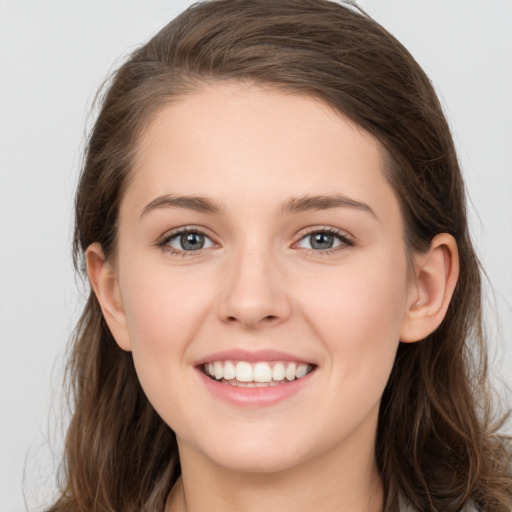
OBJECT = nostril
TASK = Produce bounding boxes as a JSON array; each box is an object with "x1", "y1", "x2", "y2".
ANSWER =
[{"x1": 225, "y1": 314, "x2": 279, "y2": 326}]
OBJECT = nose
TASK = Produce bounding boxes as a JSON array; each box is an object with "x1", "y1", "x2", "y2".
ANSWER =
[{"x1": 216, "y1": 245, "x2": 291, "y2": 329}]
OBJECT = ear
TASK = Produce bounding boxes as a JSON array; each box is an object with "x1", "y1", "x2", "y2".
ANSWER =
[
  {"x1": 400, "y1": 233, "x2": 459, "y2": 343},
  {"x1": 86, "y1": 243, "x2": 132, "y2": 351}
]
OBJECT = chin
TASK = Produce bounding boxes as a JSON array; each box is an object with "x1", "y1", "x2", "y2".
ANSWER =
[
  {"x1": 185, "y1": 431, "x2": 310, "y2": 474},
  {"x1": 210, "y1": 449, "x2": 304, "y2": 474}
]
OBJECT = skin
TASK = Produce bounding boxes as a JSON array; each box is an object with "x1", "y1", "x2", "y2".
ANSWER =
[{"x1": 87, "y1": 82, "x2": 459, "y2": 512}]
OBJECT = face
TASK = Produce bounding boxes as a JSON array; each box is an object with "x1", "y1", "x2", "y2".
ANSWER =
[{"x1": 110, "y1": 82, "x2": 415, "y2": 473}]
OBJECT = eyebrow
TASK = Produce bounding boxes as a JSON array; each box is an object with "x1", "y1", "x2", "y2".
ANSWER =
[
  {"x1": 140, "y1": 195, "x2": 222, "y2": 218},
  {"x1": 281, "y1": 194, "x2": 377, "y2": 218},
  {"x1": 140, "y1": 193, "x2": 376, "y2": 219}
]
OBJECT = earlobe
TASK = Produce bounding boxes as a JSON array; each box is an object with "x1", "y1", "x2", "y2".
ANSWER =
[
  {"x1": 400, "y1": 233, "x2": 460, "y2": 343},
  {"x1": 86, "y1": 243, "x2": 132, "y2": 351}
]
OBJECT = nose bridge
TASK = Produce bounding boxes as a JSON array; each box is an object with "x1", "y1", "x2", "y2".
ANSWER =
[{"x1": 217, "y1": 237, "x2": 290, "y2": 328}]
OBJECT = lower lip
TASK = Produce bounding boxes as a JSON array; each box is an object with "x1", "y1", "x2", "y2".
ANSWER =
[{"x1": 197, "y1": 369, "x2": 315, "y2": 406}]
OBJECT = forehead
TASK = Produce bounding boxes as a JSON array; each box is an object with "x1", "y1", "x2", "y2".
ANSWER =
[{"x1": 124, "y1": 82, "x2": 400, "y2": 226}]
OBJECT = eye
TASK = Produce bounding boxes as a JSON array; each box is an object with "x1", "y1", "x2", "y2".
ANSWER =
[
  {"x1": 295, "y1": 229, "x2": 353, "y2": 251},
  {"x1": 161, "y1": 229, "x2": 215, "y2": 252}
]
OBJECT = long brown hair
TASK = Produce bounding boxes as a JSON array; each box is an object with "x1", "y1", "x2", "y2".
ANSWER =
[{"x1": 48, "y1": 1, "x2": 511, "y2": 511}]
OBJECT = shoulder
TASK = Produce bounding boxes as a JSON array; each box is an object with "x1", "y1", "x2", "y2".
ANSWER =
[
  {"x1": 401, "y1": 504, "x2": 479, "y2": 511},
  {"x1": 462, "y1": 504, "x2": 479, "y2": 512}
]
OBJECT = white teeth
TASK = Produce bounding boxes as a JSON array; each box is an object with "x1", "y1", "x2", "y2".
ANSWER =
[
  {"x1": 285, "y1": 363, "x2": 296, "y2": 381},
  {"x1": 214, "y1": 361, "x2": 223, "y2": 380},
  {"x1": 223, "y1": 361, "x2": 236, "y2": 380},
  {"x1": 296, "y1": 364, "x2": 308, "y2": 378},
  {"x1": 236, "y1": 361, "x2": 253, "y2": 382},
  {"x1": 253, "y1": 362, "x2": 272, "y2": 383},
  {"x1": 272, "y1": 362, "x2": 285, "y2": 381},
  {"x1": 204, "y1": 360, "x2": 312, "y2": 384}
]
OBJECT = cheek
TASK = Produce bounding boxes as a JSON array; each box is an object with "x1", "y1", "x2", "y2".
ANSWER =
[
  {"x1": 118, "y1": 262, "x2": 215, "y2": 392},
  {"x1": 299, "y1": 253, "x2": 409, "y2": 381},
  {"x1": 121, "y1": 260, "x2": 210, "y2": 341}
]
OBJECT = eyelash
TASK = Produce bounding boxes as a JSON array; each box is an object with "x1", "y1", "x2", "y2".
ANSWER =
[{"x1": 156, "y1": 226, "x2": 354, "y2": 256}]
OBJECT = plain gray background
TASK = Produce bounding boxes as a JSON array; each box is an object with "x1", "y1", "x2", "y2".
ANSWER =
[{"x1": 0, "y1": 1, "x2": 511, "y2": 510}]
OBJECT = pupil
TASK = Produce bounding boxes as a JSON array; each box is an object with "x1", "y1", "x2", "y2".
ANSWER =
[
  {"x1": 311, "y1": 233, "x2": 333, "y2": 249},
  {"x1": 181, "y1": 233, "x2": 204, "y2": 250}
]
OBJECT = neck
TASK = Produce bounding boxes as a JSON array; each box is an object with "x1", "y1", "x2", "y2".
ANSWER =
[{"x1": 166, "y1": 432, "x2": 383, "y2": 512}]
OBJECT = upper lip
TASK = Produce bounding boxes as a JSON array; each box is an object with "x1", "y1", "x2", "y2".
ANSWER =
[{"x1": 195, "y1": 349, "x2": 315, "y2": 366}]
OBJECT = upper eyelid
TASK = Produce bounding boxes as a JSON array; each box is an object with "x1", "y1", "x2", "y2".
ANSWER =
[
  {"x1": 161, "y1": 225, "x2": 212, "y2": 237},
  {"x1": 296, "y1": 225, "x2": 354, "y2": 241}
]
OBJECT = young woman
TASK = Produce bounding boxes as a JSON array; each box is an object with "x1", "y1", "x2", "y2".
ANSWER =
[{"x1": 47, "y1": 1, "x2": 511, "y2": 511}]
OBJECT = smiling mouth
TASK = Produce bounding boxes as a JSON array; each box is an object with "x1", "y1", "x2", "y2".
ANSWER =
[{"x1": 201, "y1": 360, "x2": 315, "y2": 387}]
